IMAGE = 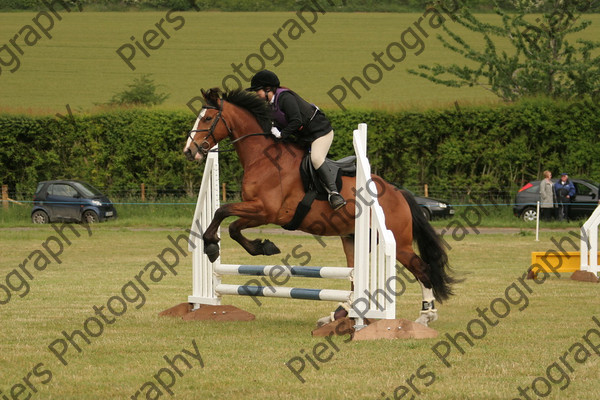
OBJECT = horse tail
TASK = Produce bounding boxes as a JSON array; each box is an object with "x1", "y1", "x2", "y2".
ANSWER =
[{"x1": 400, "y1": 190, "x2": 459, "y2": 303}]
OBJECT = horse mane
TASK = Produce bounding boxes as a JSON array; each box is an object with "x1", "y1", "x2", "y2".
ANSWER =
[{"x1": 222, "y1": 89, "x2": 273, "y2": 133}]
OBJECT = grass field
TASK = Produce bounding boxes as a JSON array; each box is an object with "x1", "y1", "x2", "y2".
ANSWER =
[
  {"x1": 1, "y1": 224, "x2": 599, "y2": 399},
  {"x1": 1, "y1": 11, "x2": 599, "y2": 114}
]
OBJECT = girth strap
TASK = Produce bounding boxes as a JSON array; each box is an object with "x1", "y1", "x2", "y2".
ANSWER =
[{"x1": 281, "y1": 190, "x2": 319, "y2": 231}]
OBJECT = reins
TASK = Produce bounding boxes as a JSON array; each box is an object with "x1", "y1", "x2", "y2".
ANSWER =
[{"x1": 214, "y1": 132, "x2": 270, "y2": 152}]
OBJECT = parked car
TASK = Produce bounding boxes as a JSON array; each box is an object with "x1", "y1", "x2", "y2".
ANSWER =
[
  {"x1": 513, "y1": 178, "x2": 600, "y2": 221},
  {"x1": 393, "y1": 186, "x2": 454, "y2": 220},
  {"x1": 31, "y1": 180, "x2": 117, "y2": 224},
  {"x1": 414, "y1": 194, "x2": 455, "y2": 221}
]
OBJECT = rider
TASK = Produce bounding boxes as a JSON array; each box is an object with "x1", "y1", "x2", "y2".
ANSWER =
[{"x1": 247, "y1": 70, "x2": 346, "y2": 210}]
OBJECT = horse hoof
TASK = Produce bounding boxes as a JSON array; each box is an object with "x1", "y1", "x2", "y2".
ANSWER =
[
  {"x1": 415, "y1": 311, "x2": 438, "y2": 327},
  {"x1": 414, "y1": 315, "x2": 430, "y2": 327},
  {"x1": 204, "y1": 243, "x2": 220, "y2": 262},
  {"x1": 316, "y1": 315, "x2": 333, "y2": 328},
  {"x1": 262, "y1": 240, "x2": 281, "y2": 256}
]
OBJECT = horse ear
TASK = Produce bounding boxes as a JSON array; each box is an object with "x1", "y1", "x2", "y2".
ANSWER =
[
  {"x1": 202, "y1": 87, "x2": 221, "y2": 107},
  {"x1": 201, "y1": 89, "x2": 212, "y2": 106}
]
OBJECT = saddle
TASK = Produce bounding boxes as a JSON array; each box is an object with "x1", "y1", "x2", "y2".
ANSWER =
[{"x1": 282, "y1": 154, "x2": 357, "y2": 230}]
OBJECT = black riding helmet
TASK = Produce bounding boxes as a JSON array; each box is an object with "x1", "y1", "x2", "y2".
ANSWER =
[{"x1": 247, "y1": 70, "x2": 280, "y2": 91}]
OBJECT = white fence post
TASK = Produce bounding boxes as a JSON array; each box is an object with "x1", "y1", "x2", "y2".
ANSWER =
[
  {"x1": 188, "y1": 149, "x2": 221, "y2": 307},
  {"x1": 580, "y1": 205, "x2": 600, "y2": 276},
  {"x1": 348, "y1": 123, "x2": 397, "y2": 329}
]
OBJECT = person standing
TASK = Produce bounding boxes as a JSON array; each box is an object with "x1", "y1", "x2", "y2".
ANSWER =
[
  {"x1": 554, "y1": 173, "x2": 576, "y2": 222},
  {"x1": 539, "y1": 170, "x2": 554, "y2": 221}
]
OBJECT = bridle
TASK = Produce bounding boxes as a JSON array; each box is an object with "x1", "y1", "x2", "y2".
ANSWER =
[
  {"x1": 187, "y1": 98, "x2": 269, "y2": 156},
  {"x1": 187, "y1": 99, "x2": 233, "y2": 157}
]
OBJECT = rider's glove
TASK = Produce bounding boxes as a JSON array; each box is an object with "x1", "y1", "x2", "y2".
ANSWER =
[{"x1": 271, "y1": 126, "x2": 282, "y2": 139}]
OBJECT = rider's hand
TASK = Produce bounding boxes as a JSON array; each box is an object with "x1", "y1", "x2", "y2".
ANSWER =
[{"x1": 271, "y1": 127, "x2": 282, "y2": 138}]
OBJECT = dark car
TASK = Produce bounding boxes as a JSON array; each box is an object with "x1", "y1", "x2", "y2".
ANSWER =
[
  {"x1": 394, "y1": 186, "x2": 454, "y2": 220},
  {"x1": 414, "y1": 194, "x2": 455, "y2": 221},
  {"x1": 31, "y1": 180, "x2": 117, "y2": 224},
  {"x1": 513, "y1": 178, "x2": 600, "y2": 221}
]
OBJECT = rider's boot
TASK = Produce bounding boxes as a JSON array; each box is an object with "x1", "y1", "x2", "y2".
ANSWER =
[{"x1": 316, "y1": 164, "x2": 346, "y2": 210}]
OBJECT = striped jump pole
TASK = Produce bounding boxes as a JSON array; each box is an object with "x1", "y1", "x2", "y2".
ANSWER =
[
  {"x1": 216, "y1": 284, "x2": 352, "y2": 302},
  {"x1": 215, "y1": 264, "x2": 353, "y2": 280}
]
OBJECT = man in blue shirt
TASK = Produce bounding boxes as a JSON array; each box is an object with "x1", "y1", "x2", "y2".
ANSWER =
[{"x1": 554, "y1": 173, "x2": 576, "y2": 222}]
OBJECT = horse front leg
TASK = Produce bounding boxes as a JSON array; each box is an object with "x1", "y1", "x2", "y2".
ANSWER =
[
  {"x1": 228, "y1": 217, "x2": 281, "y2": 256},
  {"x1": 202, "y1": 201, "x2": 271, "y2": 262}
]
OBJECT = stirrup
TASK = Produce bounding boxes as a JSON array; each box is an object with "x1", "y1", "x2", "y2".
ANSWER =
[{"x1": 328, "y1": 192, "x2": 346, "y2": 210}]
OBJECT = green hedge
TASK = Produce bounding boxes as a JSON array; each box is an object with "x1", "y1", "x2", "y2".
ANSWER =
[
  {"x1": 326, "y1": 98, "x2": 600, "y2": 202},
  {"x1": 1, "y1": 98, "x2": 599, "y2": 202},
  {"x1": 0, "y1": 110, "x2": 195, "y2": 197}
]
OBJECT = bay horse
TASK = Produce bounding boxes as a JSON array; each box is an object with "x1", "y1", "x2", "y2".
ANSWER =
[{"x1": 183, "y1": 88, "x2": 458, "y2": 327}]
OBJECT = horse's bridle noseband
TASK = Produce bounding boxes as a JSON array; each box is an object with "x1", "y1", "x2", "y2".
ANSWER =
[{"x1": 188, "y1": 99, "x2": 233, "y2": 157}]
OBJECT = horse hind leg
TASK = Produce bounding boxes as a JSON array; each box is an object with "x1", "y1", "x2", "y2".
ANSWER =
[
  {"x1": 415, "y1": 282, "x2": 438, "y2": 327},
  {"x1": 397, "y1": 249, "x2": 439, "y2": 327}
]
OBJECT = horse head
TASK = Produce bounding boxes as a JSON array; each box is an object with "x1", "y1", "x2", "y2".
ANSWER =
[
  {"x1": 183, "y1": 88, "x2": 272, "y2": 163},
  {"x1": 183, "y1": 88, "x2": 232, "y2": 162}
]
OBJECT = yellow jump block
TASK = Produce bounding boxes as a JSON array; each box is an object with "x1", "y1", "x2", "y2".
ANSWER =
[{"x1": 530, "y1": 251, "x2": 600, "y2": 275}]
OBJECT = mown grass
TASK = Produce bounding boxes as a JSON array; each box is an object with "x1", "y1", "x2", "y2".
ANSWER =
[
  {"x1": 2, "y1": 11, "x2": 599, "y2": 114},
  {"x1": 1, "y1": 226, "x2": 599, "y2": 399}
]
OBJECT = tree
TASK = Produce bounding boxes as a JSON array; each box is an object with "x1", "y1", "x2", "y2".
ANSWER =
[
  {"x1": 409, "y1": 0, "x2": 600, "y2": 101},
  {"x1": 108, "y1": 74, "x2": 170, "y2": 106}
]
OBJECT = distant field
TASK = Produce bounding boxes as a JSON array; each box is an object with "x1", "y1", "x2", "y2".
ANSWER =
[{"x1": 2, "y1": 11, "x2": 598, "y2": 114}]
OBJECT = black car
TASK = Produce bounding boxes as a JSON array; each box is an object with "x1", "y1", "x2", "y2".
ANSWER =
[
  {"x1": 31, "y1": 180, "x2": 117, "y2": 224},
  {"x1": 394, "y1": 186, "x2": 454, "y2": 220},
  {"x1": 513, "y1": 178, "x2": 600, "y2": 221},
  {"x1": 414, "y1": 194, "x2": 455, "y2": 221}
]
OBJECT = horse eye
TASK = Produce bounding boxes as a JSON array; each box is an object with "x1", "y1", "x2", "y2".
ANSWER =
[{"x1": 204, "y1": 116, "x2": 212, "y2": 121}]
